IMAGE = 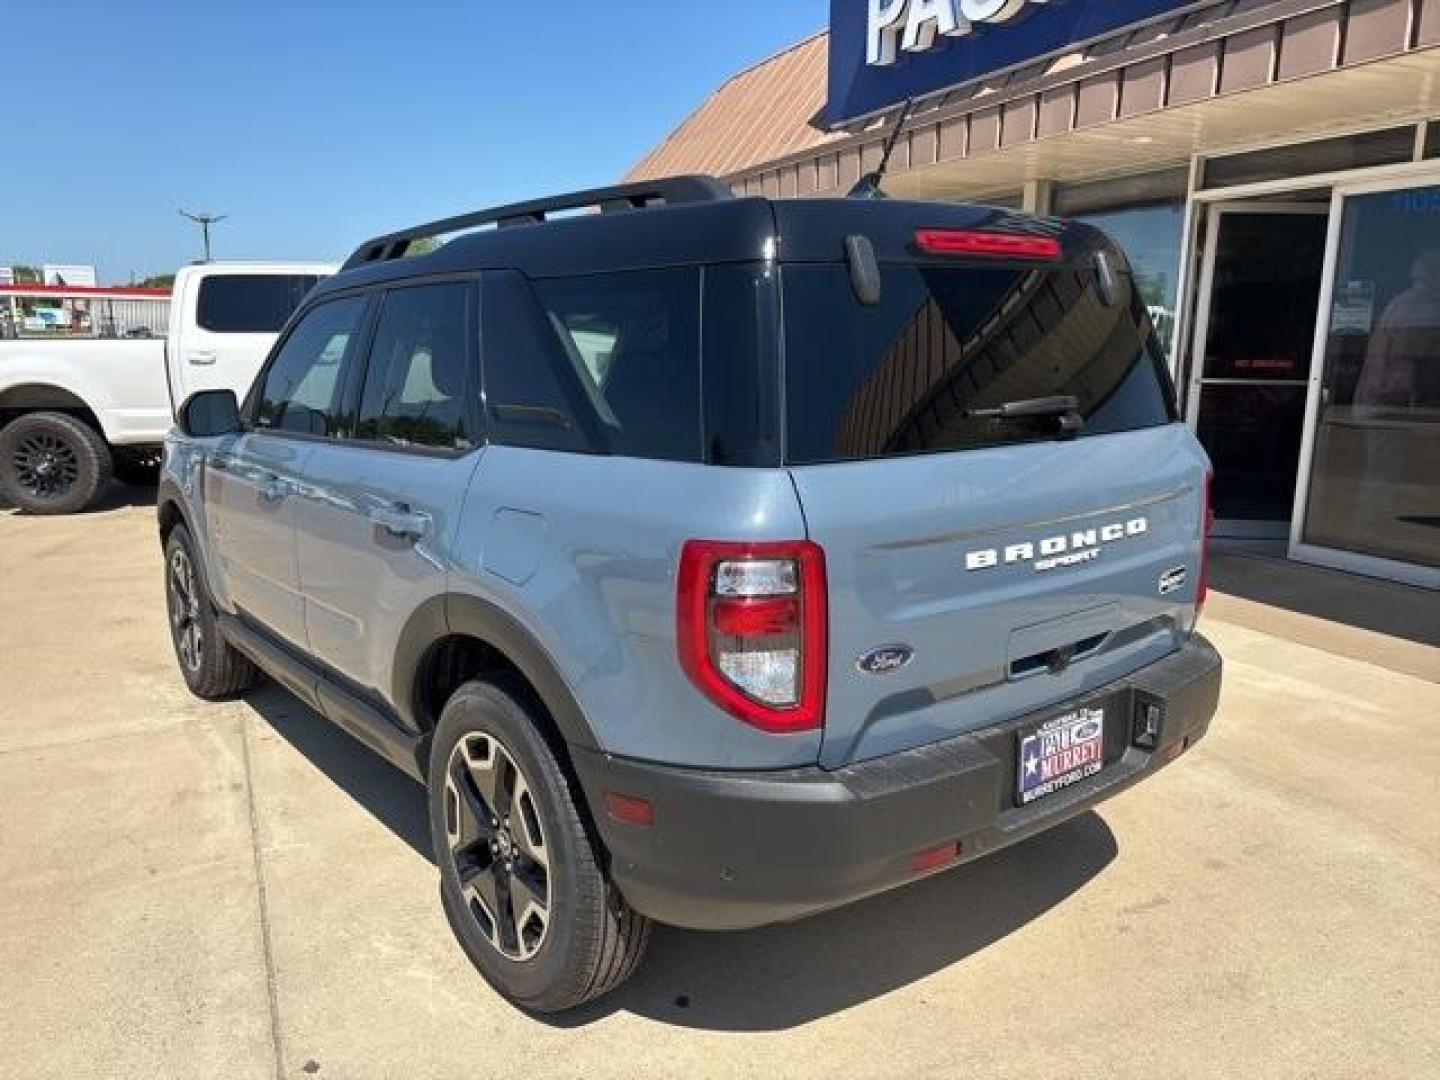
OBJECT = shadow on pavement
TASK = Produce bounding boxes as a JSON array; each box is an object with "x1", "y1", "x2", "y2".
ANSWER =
[
  {"x1": 1209, "y1": 550, "x2": 1439, "y2": 649},
  {"x1": 243, "y1": 680, "x2": 1117, "y2": 1030},
  {"x1": 244, "y1": 682, "x2": 433, "y2": 861}
]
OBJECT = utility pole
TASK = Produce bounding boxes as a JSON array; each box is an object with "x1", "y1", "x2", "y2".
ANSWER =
[{"x1": 178, "y1": 209, "x2": 228, "y2": 262}]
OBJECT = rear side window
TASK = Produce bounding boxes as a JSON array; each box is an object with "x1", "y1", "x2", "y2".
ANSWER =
[
  {"x1": 198, "y1": 274, "x2": 322, "y2": 333},
  {"x1": 782, "y1": 260, "x2": 1175, "y2": 464},
  {"x1": 255, "y1": 296, "x2": 367, "y2": 435},
  {"x1": 355, "y1": 283, "x2": 472, "y2": 451},
  {"x1": 482, "y1": 268, "x2": 704, "y2": 462}
]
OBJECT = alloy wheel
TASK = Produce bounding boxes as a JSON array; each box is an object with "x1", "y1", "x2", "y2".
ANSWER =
[
  {"x1": 11, "y1": 431, "x2": 79, "y2": 500},
  {"x1": 167, "y1": 547, "x2": 204, "y2": 672},
  {"x1": 443, "y1": 732, "x2": 551, "y2": 962}
]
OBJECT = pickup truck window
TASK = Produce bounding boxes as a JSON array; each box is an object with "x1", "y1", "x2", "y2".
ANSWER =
[
  {"x1": 198, "y1": 274, "x2": 322, "y2": 333},
  {"x1": 255, "y1": 296, "x2": 367, "y2": 436},
  {"x1": 355, "y1": 283, "x2": 471, "y2": 450}
]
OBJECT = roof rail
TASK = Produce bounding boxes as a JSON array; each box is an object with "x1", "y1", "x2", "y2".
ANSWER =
[{"x1": 341, "y1": 175, "x2": 733, "y2": 271}]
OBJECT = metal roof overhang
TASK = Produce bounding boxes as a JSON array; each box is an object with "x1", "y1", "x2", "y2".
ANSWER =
[
  {"x1": 886, "y1": 49, "x2": 1440, "y2": 200},
  {"x1": 723, "y1": 0, "x2": 1440, "y2": 201}
]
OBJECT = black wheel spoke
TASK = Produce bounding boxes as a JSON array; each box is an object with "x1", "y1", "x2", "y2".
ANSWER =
[
  {"x1": 12, "y1": 431, "x2": 80, "y2": 499},
  {"x1": 447, "y1": 754, "x2": 496, "y2": 850}
]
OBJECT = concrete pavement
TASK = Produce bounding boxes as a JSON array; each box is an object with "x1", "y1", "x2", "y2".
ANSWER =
[{"x1": 1, "y1": 490, "x2": 1437, "y2": 1079}]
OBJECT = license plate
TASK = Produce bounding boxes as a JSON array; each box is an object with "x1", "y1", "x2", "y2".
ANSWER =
[{"x1": 1016, "y1": 703, "x2": 1107, "y2": 806}]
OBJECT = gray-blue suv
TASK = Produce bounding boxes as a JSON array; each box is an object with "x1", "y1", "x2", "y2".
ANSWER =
[{"x1": 159, "y1": 176, "x2": 1221, "y2": 1012}]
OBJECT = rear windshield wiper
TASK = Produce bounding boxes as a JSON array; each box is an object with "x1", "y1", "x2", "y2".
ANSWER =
[{"x1": 966, "y1": 395, "x2": 1084, "y2": 435}]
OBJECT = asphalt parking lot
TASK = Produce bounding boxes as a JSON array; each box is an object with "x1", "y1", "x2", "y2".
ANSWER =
[{"x1": 2, "y1": 487, "x2": 1437, "y2": 1080}]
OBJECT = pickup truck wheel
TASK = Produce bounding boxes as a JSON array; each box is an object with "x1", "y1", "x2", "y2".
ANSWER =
[
  {"x1": 0, "y1": 411, "x2": 112, "y2": 514},
  {"x1": 429, "y1": 679, "x2": 650, "y2": 1013},
  {"x1": 164, "y1": 525, "x2": 259, "y2": 700}
]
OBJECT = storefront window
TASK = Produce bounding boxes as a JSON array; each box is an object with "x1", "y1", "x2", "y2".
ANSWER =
[
  {"x1": 1302, "y1": 186, "x2": 1440, "y2": 569},
  {"x1": 1071, "y1": 202, "x2": 1184, "y2": 357}
]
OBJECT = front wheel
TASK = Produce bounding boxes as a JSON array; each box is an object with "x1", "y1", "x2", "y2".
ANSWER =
[
  {"x1": 164, "y1": 525, "x2": 259, "y2": 700},
  {"x1": 429, "y1": 679, "x2": 650, "y2": 1013},
  {"x1": 0, "y1": 411, "x2": 112, "y2": 514}
]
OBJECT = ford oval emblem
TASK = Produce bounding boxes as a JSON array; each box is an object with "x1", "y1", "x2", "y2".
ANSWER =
[{"x1": 856, "y1": 645, "x2": 914, "y2": 675}]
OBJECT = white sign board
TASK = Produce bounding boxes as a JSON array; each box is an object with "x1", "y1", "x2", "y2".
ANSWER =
[
  {"x1": 0, "y1": 267, "x2": 14, "y2": 286},
  {"x1": 42, "y1": 264, "x2": 98, "y2": 287}
]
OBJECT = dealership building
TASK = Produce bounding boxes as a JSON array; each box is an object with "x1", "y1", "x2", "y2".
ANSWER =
[{"x1": 632, "y1": 0, "x2": 1440, "y2": 587}]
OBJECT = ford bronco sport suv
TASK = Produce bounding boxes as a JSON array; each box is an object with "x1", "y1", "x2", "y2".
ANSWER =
[{"x1": 159, "y1": 176, "x2": 1221, "y2": 1013}]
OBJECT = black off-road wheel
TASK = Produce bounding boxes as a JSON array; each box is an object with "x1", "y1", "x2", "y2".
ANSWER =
[
  {"x1": 164, "y1": 524, "x2": 259, "y2": 700},
  {"x1": 429, "y1": 679, "x2": 650, "y2": 1013},
  {"x1": 0, "y1": 411, "x2": 112, "y2": 514}
]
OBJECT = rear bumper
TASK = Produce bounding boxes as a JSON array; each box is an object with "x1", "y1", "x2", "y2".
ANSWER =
[{"x1": 571, "y1": 634, "x2": 1221, "y2": 931}]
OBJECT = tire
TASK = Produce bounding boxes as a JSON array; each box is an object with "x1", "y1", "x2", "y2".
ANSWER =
[
  {"x1": 429, "y1": 679, "x2": 650, "y2": 1013},
  {"x1": 114, "y1": 447, "x2": 162, "y2": 487},
  {"x1": 0, "y1": 411, "x2": 112, "y2": 514},
  {"x1": 163, "y1": 524, "x2": 259, "y2": 700}
]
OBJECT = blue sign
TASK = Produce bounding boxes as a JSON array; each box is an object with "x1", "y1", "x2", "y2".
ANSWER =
[{"x1": 828, "y1": 0, "x2": 1198, "y2": 126}]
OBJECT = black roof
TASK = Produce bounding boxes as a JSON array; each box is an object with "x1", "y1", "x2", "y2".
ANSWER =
[{"x1": 310, "y1": 175, "x2": 1102, "y2": 302}]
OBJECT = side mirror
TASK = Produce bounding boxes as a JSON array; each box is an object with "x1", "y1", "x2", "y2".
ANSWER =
[{"x1": 177, "y1": 389, "x2": 241, "y2": 438}]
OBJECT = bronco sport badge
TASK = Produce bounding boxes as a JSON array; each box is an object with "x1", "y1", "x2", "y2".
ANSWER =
[{"x1": 964, "y1": 516, "x2": 1149, "y2": 574}]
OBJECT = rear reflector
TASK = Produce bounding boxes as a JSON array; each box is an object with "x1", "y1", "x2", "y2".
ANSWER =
[
  {"x1": 911, "y1": 841, "x2": 962, "y2": 872},
  {"x1": 915, "y1": 228, "x2": 1062, "y2": 260},
  {"x1": 605, "y1": 792, "x2": 655, "y2": 827}
]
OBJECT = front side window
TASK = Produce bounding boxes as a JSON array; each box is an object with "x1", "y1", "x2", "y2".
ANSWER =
[
  {"x1": 255, "y1": 296, "x2": 367, "y2": 435},
  {"x1": 198, "y1": 274, "x2": 322, "y2": 333},
  {"x1": 355, "y1": 283, "x2": 472, "y2": 450}
]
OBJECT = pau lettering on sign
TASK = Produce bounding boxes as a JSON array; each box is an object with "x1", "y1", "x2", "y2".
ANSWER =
[{"x1": 867, "y1": 0, "x2": 1049, "y2": 66}]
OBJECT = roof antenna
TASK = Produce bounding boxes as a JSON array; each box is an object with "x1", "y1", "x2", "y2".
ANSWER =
[{"x1": 848, "y1": 98, "x2": 916, "y2": 200}]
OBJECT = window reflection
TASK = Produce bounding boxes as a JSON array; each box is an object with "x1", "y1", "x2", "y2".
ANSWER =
[
  {"x1": 1071, "y1": 202, "x2": 1184, "y2": 357},
  {"x1": 1304, "y1": 189, "x2": 1440, "y2": 568}
]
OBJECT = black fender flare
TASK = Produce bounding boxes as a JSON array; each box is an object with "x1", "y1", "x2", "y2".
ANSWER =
[{"x1": 391, "y1": 592, "x2": 599, "y2": 751}]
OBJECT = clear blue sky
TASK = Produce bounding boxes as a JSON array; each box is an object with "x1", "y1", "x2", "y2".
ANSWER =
[{"x1": 2, "y1": 0, "x2": 827, "y2": 283}]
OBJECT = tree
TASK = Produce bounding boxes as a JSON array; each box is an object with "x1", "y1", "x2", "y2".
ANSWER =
[
  {"x1": 136, "y1": 273, "x2": 176, "y2": 289},
  {"x1": 12, "y1": 265, "x2": 41, "y2": 284}
]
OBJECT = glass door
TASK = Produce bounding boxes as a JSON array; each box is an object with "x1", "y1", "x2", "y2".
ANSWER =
[
  {"x1": 1187, "y1": 204, "x2": 1330, "y2": 537},
  {"x1": 1293, "y1": 179, "x2": 1440, "y2": 587}
]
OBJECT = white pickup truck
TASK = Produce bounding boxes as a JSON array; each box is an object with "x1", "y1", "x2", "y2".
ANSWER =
[{"x1": 0, "y1": 262, "x2": 334, "y2": 513}]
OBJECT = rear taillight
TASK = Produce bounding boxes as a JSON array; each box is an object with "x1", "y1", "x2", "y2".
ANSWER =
[
  {"x1": 1197, "y1": 470, "x2": 1214, "y2": 613},
  {"x1": 677, "y1": 540, "x2": 827, "y2": 734},
  {"x1": 914, "y1": 228, "x2": 1062, "y2": 260}
]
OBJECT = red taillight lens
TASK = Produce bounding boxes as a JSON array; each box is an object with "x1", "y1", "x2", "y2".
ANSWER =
[
  {"x1": 915, "y1": 228, "x2": 1062, "y2": 260},
  {"x1": 677, "y1": 540, "x2": 827, "y2": 734},
  {"x1": 1197, "y1": 470, "x2": 1214, "y2": 614}
]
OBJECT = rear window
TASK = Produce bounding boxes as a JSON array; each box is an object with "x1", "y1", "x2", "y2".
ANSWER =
[
  {"x1": 197, "y1": 274, "x2": 322, "y2": 333},
  {"x1": 781, "y1": 260, "x2": 1176, "y2": 465}
]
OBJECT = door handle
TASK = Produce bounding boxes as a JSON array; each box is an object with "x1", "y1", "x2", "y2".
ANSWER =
[
  {"x1": 209, "y1": 454, "x2": 231, "y2": 472},
  {"x1": 369, "y1": 503, "x2": 430, "y2": 540},
  {"x1": 187, "y1": 349, "x2": 218, "y2": 366}
]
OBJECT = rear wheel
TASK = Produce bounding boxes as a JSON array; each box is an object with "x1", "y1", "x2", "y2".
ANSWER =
[
  {"x1": 0, "y1": 411, "x2": 111, "y2": 514},
  {"x1": 164, "y1": 525, "x2": 258, "y2": 700},
  {"x1": 429, "y1": 679, "x2": 650, "y2": 1013}
]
